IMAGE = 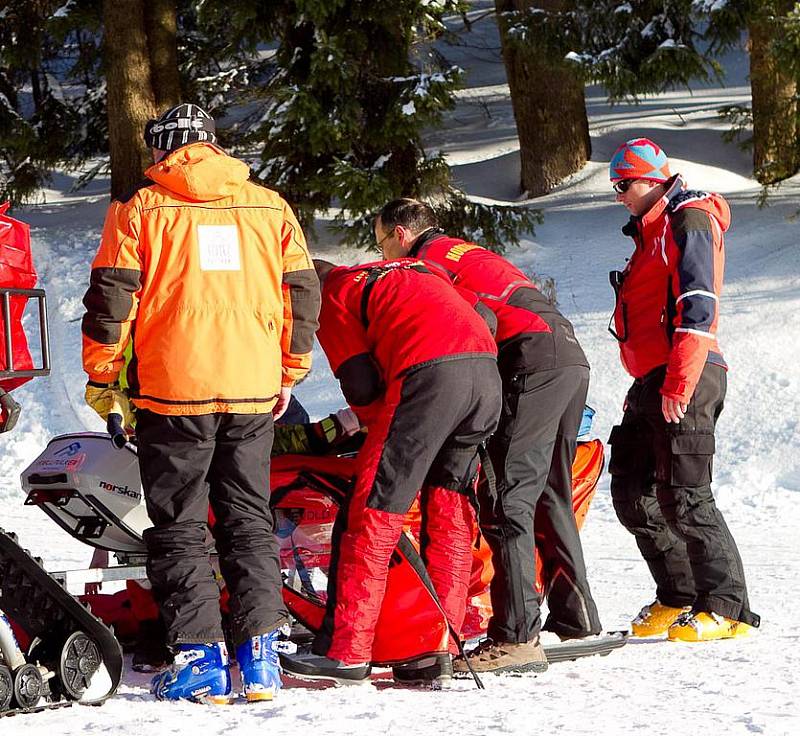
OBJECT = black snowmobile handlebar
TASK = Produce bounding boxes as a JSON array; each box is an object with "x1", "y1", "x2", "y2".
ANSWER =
[{"x1": 106, "y1": 414, "x2": 128, "y2": 449}]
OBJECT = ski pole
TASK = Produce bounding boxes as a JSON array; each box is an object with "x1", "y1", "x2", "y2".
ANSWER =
[{"x1": 107, "y1": 413, "x2": 128, "y2": 449}]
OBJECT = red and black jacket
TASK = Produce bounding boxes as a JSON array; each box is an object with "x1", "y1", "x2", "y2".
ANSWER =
[
  {"x1": 409, "y1": 232, "x2": 587, "y2": 375},
  {"x1": 317, "y1": 259, "x2": 497, "y2": 424},
  {"x1": 609, "y1": 175, "x2": 728, "y2": 403}
]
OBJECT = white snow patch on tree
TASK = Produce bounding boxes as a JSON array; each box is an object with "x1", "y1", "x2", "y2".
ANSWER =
[
  {"x1": 692, "y1": 0, "x2": 730, "y2": 12},
  {"x1": 52, "y1": 1, "x2": 74, "y2": 18}
]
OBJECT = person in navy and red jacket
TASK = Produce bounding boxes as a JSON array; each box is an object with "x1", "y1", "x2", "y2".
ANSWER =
[
  {"x1": 280, "y1": 257, "x2": 501, "y2": 685},
  {"x1": 373, "y1": 198, "x2": 600, "y2": 675},
  {"x1": 607, "y1": 138, "x2": 758, "y2": 642}
]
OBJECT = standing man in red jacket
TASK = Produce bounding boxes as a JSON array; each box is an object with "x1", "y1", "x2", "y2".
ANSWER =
[
  {"x1": 607, "y1": 138, "x2": 758, "y2": 641},
  {"x1": 374, "y1": 199, "x2": 601, "y2": 674},
  {"x1": 280, "y1": 258, "x2": 501, "y2": 686}
]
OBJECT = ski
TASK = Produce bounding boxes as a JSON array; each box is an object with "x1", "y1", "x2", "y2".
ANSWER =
[
  {"x1": 542, "y1": 631, "x2": 628, "y2": 663},
  {"x1": 0, "y1": 527, "x2": 123, "y2": 715}
]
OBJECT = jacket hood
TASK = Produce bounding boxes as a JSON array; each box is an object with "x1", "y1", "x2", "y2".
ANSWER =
[
  {"x1": 667, "y1": 186, "x2": 731, "y2": 233},
  {"x1": 145, "y1": 142, "x2": 250, "y2": 202},
  {"x1": 637, "y1": 175, "x2": 731, "y2": 233}
]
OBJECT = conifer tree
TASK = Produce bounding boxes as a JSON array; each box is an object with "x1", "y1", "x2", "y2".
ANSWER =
[
  {"x1": 103, "y1": 0, "x2": 158, "y2": 198},
  {"x1": 0, "y1": 0, "x2": 94, "y2": 201},
  {"x1": 201, "y1": 0, "x2": 539, "y2": 250},
  {"x1": 748, "y1": 1, "x2": 799, "y2": 184},
  {"x1": 495, "y1": 0, "x2": 730, "y2": 195},
  {"x1": 499, "y1": 1, "x2": 800, "y2": 189},
  {"x1": 495, "y1": 1, "x2": 590, "y2": 198}
]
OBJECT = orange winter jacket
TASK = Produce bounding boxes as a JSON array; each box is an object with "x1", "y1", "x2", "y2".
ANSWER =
[
  {"x1": 610, "y1": 175, "x2": 729, "y2": 404},
  {"x1": 82, "y1": 142, "x2": 320, "y2": 415}
]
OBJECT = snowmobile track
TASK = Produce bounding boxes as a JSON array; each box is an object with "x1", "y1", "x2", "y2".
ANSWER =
[{"x1": 0, "y1": 527, "x2": 123, "y2": 715}]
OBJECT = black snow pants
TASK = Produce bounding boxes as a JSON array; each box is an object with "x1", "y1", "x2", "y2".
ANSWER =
[
  {"x1": 609, "y1": 363, "x2": 758, "y2": 626},
  {"x1": 136, "y1": 410, "x2": 288, "y2": 647},
  {"x1": 482, "y1": 364, "x2": 601, "y2": 643}
]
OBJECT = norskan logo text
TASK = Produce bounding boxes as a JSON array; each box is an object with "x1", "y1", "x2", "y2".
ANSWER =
[{"x1": 98, "y1": 481, "x2": 141, "y2": 501}]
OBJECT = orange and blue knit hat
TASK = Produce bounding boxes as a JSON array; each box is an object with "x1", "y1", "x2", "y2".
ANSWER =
[{"x1": 609, "y1": 138, "x2": 671, "y2": 183}]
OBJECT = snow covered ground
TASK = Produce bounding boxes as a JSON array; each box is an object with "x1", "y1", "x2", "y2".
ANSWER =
[{"x1": 2, "y1": 7, "x2": 799, "y2": 735}]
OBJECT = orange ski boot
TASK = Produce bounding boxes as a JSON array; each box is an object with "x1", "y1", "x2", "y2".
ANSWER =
[
  {"x1": 668, "y1": 611, "x2": 754, "y2": 642},
  {"x1": 631, "y1": 600, "x2": 691, "y2": 637}
]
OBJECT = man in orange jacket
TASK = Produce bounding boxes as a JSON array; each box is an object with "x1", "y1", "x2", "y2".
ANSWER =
[
  {"x1": 607, "y1": 138, "x2": 758, "y2": 642},
  {"x1": 82, "y1": 104, "x2": 320, "y2": 703}
]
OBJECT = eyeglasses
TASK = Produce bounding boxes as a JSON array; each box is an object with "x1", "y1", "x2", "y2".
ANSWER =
[
  {"x1": 612, "y1": 179, "x2": 636, "y2": 194},
  {"x1": 376, "y1": 227, "x2": 395, "y2": 250}
]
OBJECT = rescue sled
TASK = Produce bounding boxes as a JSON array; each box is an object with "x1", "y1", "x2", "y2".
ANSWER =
[{"x1": 22, "y1": 429, "x2": 605, "y2": 666}]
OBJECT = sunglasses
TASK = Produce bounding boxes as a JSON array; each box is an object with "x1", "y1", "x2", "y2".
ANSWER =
[{"x1": 612, "y1": 179, "x2": 636, "y2": 194}]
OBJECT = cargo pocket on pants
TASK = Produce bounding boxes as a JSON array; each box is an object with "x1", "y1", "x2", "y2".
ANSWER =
[
  {"x1": 668, "y1": 432, "x2": 715, "y2": 487},
  {"x1": 608, "y1": 424, "x2": 640, "y2": 478}
]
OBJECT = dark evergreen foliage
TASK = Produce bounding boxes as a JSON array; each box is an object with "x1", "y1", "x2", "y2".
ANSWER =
[
  {"x1": 499, "y1": 0, "x2": 750, "y2": 102},
  {"x1": 0, "y1": 0, "x2": 105, "y2": 201},
  {"x1": 198, "y1": 0, "x2": 539, "y2": 248},
  {"x1": 1, "y1": 0, "x2": 539, "y2": 250}
]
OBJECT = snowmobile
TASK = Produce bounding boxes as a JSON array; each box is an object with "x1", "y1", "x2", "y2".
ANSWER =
[
  {"x1": 21, "y1": 417, "x2": 625, "y2": 674},
  {"x1": 1, "y1": 202, "x2": 123, "y2": 716}
]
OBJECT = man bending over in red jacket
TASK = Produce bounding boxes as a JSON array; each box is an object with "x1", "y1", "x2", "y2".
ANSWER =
[{"x1": 280, "y1": 258, "x2": 501, "y2": 686}]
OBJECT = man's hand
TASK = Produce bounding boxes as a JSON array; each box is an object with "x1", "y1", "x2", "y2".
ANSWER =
[
  {"x1": 85, "y1": 381, "x2": 135, "y2": 428},
  {"x1": 662, "y1": 395, "x2": 688, "y2": 424},
  {"x1": 273, "y1": 385, "x2": 292, "y2": 421}
]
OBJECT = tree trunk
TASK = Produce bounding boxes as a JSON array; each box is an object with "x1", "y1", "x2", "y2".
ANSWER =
[
  {"x1": 145, "y1": 0, "x2": 181, "y2": 110},
  {"x1": 103, "y1": 0, "x2": 158, "y2": 198},
  {"x1": 364, "y1": 17, "x2": 422, "y2": 198},
  {"x1": 749, "y1": 3, "x2": 799, "y2": 185},
  {"x1": 495, "y1": 0, "x2": 591, "y2": 197}
]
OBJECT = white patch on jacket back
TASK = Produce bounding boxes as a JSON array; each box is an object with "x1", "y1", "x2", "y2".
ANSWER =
[{"x1": 197, "y1": 225, "x2": 241, "y2": 271}]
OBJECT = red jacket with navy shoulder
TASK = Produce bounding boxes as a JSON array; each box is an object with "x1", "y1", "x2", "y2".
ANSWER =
[
  {"x1": 317, "y1": 259, "x2": 497, "y2": 424},
  {"x1": 610, "y1": 175, "x2": 729, "y2": 403},
  {"x1": 410, "y1": 231, "x2": 587, "y2": 374}
]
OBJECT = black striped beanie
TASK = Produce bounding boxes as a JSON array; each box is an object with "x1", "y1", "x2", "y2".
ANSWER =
[{"x1": 144, "y1": 103, "x2": 216, "y2": 152}]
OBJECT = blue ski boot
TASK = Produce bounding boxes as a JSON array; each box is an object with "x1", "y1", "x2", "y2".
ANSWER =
[
  {"x1": 151, "y1": 642, "x2": 232, "y2": 705},
  {"x1": 235, "y1": 626, "x2": 289, "y2": 702}
]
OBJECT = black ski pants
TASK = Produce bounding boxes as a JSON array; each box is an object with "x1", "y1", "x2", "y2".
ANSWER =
[
  {"x1": 137, "y1": 410, "x2": 288, "y2": 648},
  {"x1": 482, "y1": 364, "x2": 601, "y2": 643},
  {"x1": 609, "y1": 363, "x2": 758, "y2": 626}
]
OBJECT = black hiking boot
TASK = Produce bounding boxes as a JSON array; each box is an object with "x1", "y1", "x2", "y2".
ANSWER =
[
  {"x1": 392, "y1": 654, "x2": 452, "y2": 689},
  {"x1": 279, "y1": 650, "x2": 371, "y2": 685}
]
